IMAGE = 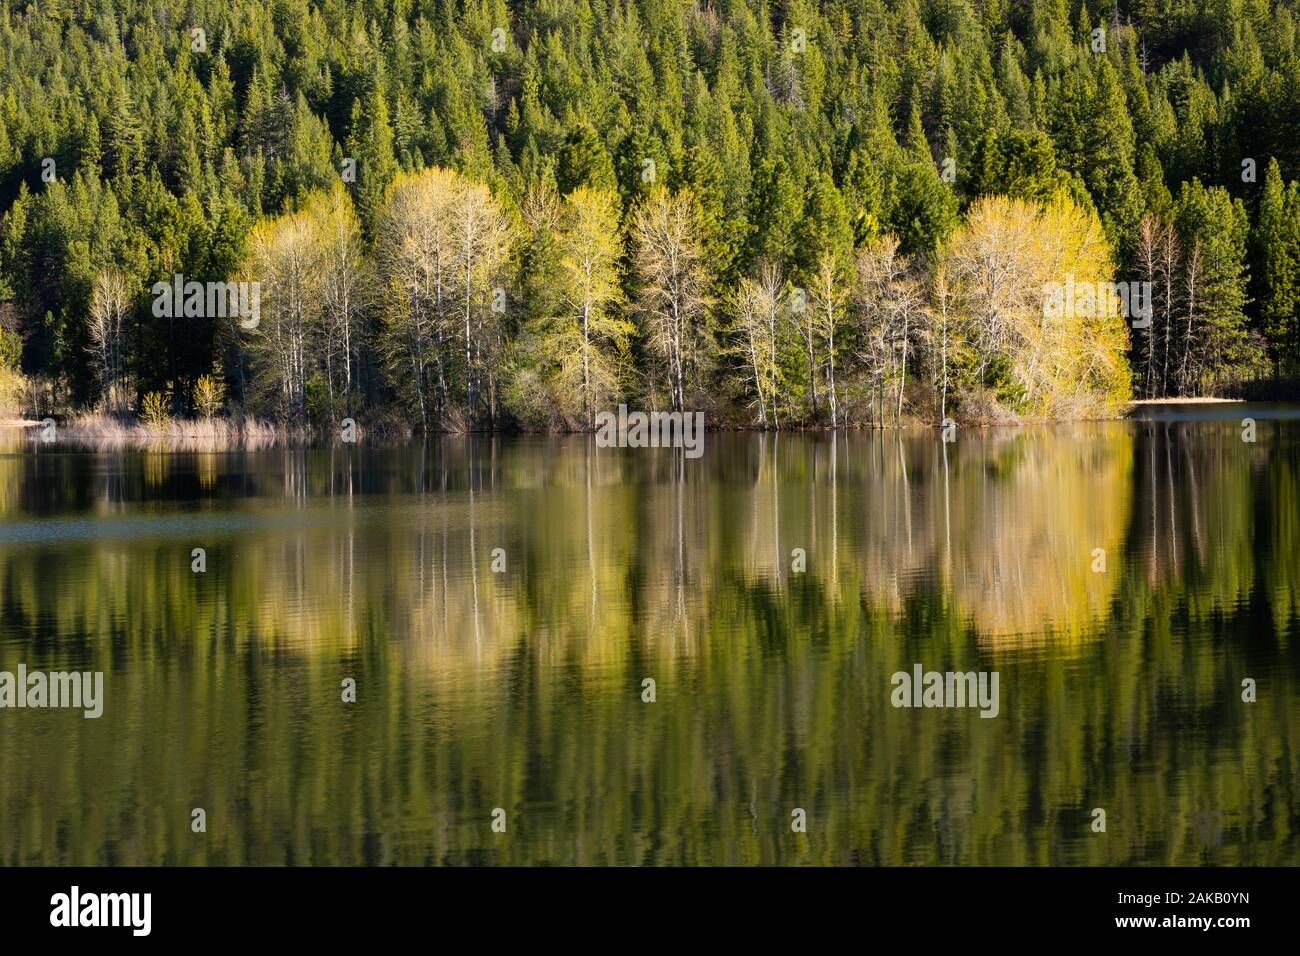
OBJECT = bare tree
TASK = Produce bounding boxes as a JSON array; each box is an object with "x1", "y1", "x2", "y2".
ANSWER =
[
  {"x1": 942, "y1": 199, "x2": 1039, "y2": 389},
  {"x1": 731, "y1": 276, "x2": 769, "y2": 426},
  {"x1": 87, "y1": 268, "x2": 132, "y2": 414},
  {"x1": 558, "y1": 186, "x2": 629, "y2": 427},
  {"x1": 632, "y1": 187, "x2": 711, "y2": 412},
  {"x1": 1180, "y1": 240, "x2": 1203, "y2": 395},
  {"x1": 1134, "y1": 216, "x2": 1160, "y2": 398},
  {"x1": 729, "y1": 260, "x2": 787, "y2": 428},
  {"x1": 310, "y1": 185, "x2": 372, "y2": 418},
  {"x1": 451, "y1": 178, "x2": 513, "y2": 425},
  {"x1": 1156, "y1": 218, "x2": 1182, "y2": 397},
  {"x1": 243, "y1": 210, "x2": 319, "y2": 423},
  {"x1": 928, "y1": 262, "x2": 956, "y2": 423},
  {"x1": 857, "y1": 235, "x2": 925, "y2": 424},
  {"x1": 809, "y1": 250, "x2": 851, "y2": 427},
  {"x1": 790, "y1": 280, "x2": 820, "y2": 420},
  {"x1": 376, "y1": 168, "x2": 460, "y2": 430}
]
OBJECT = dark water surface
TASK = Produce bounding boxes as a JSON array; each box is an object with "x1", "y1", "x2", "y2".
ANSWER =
[{"x1": 1, "y1": 405, "x2": 1298, "y2": 865}]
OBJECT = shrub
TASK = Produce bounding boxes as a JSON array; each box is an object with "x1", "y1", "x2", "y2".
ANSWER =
[
  {"x1": 194, "y1": 374, "x2": 226, "y2": 419},
  {"x1": 140, "y1": 391, "x2": 170, "y2": 428}
]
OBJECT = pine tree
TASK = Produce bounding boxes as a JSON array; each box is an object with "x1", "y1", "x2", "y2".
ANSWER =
[
  {"x1": 1082, "y1": 60, "x2": 1144, "y2": 250},
  {"x1": 1256, "y1": 158, "x2": 1300, "y2": 369},
  {"x1": 890, "y1": 163, "x2": 959, "y2": 257},
  {"x1": 1174, "y1": 179, "x2": 1254, "y2": 391},
  {"x1": 346, "y1": 85, "x2": 398, "y2": 239}
]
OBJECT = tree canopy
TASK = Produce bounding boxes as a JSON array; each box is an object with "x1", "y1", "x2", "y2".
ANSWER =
[{"x1": 2, "y1": 0, "x2": 1298, "y2": 427}]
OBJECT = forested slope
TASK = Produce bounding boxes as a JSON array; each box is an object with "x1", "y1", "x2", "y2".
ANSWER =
[{"x1": 1, "y1": 0, "x2": 1299, "y2": 429}]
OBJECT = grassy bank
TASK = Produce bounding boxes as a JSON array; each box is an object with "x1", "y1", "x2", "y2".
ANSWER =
[{"x1": 24, "y1": 413, "x2": 290, "y2": 451}]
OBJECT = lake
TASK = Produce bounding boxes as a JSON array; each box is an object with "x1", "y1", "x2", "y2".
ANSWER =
[{"x1": 1, "y1": 404, "x2": 1297, "y2": 865}]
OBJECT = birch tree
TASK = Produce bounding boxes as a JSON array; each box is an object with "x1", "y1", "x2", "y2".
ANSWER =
[
  {"x1": 632, "y1": 187, "x2": 711, "y2": 412},
  {"x1": 558, "y1": 186, "x2": 630, "y2": 426},
  {"x1": 376, "y1": 167, "x2": 460, "y2": 430},
  {"x1": 450, "y1": 177, "x2": 513, "y2": 425},
  {"x1": 809, "y1": 250, "x2": 851, "y2": 426},
  {"x1": 728, "y1": 259, "x2": 786, "y2": 427},
  {"x1": 87, "y1": 268, "x2": 132, "y2": 413},
  {"x1": 242, "y1": 209, "x2": 319, "y2": 422},
  {"x1": 856, "y1": 235, "x2": 925, "y2": 423},
  {"x1": 308, "y1": 185, "x2": 372, "y2": 417},
  {"x1": 943, "y1": 196, "x2": 1130, "y2": 417}
]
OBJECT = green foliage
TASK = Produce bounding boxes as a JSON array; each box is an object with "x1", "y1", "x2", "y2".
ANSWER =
[
  {"x1": 194, "y1": 372, "x2": 226, "y2": 419},
  {"x1": 0, "y1": 325, "x2": 20, "y2": 371},
  {"x1": 1256, "y1": 159, "x2": 1300, "y2": 363},
  {"x1": 346, "y1": 85, "x2": 398, "y2": 238},
  {"x1": 1174, "y1": 178, "x2": 1255, "y2": 385},
  {"x1": 140, "y1": 390, "x2": 169, "y2": 428},
  {"x1": 0, "y1": 0, "x2": 1295, "y2": 421},
  {"x1": 968, "y1": 128, "x2": 1074, "y2": 205},
  {"x1": 889, "y1": 163, "x2": 959, "y2": 256}
]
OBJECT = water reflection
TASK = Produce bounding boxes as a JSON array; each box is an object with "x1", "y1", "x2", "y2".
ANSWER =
[{"x1": 0, "y1": 411, "x2": 1296, "y2": 864}]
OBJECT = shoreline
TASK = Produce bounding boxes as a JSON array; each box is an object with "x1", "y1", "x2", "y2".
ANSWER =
[
  {"x1": 0, "y1": 397, "x2": 1287, "y2": 450},
  {"x1": 1126, "y1": 397, "x2": 1246, "y2": 405}
]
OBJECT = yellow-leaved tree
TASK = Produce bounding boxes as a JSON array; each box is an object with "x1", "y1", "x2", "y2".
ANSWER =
[
  {"x1": 943, "y1": 195, "x2": 1132, "y2": 419},
  {"x1": 376, "y1": 167, "x2": 513, "y2": 431},
  {"x1": 631, "y1": 187, "x2": 712, "y2": 413}
]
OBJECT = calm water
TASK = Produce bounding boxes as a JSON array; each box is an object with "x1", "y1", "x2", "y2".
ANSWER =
[{"x1": 1, "y1": 405, "x2": 1298, "y2": 866}]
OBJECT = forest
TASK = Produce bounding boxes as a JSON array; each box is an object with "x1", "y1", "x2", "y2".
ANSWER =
[{"x1": 2, "y1": 0, "x2": 1300, "y2": 432}]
